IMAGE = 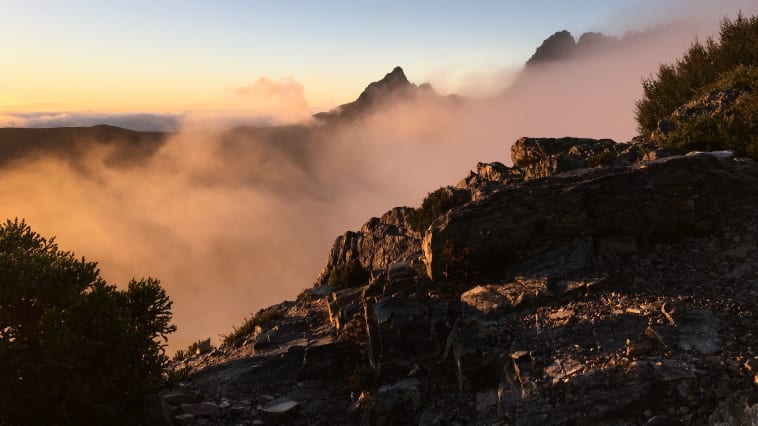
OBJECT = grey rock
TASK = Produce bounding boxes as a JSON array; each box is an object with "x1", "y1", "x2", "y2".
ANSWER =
[
  {"x1": 163, "y1": 389, "x2": 201, "y2": 405},
  {"x1": 372, "y1": 294, "x2": 436, "y2": 362},
  {"x1": 510, "y1": 136, "x2": 617, "y2": 180},
  {"x1": 424, "y1": 153, "x2": 752, "y2": 281},
  {"x1": 195, "y1": 338, "x2": 212, "y2": 355},
  {"x1": 316, "y1": 207, "x2": 423, "y2": 286},
  {"x1": 709, "y1": 394, "x2": 758, "y2": 426},
  {"x1": 374, "y1": 379, "x2": 423, "y2": 426},
  {"x1": 180, "y1": 402, "x2": 219, "y2": 419},
  {"x1": 674, "y1": 310, "x2": 721, "y2": 356},
  {"x1": 260, "y1": 398, "x2": 301, "y2": 424},
  {"x1": 172, "y1": 413, "x2": 196, "y2": 425}
]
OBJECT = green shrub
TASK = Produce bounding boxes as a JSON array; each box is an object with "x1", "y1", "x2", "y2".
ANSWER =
[
  {"x1": 407, "y1": 187, "x2": 466, "y2": 232},
  {"x1": 635, "y1": 13, "x2": 758, "y2": 134},
  {"x1": 328, "y1": 260, "x2": 370, "y2": 287},
  {"x1": 662, "y1": 91, "x2": 758, "y2": 156},
  {"x1": 222, "y1": 308, "x2": 281, "y2": 347},
  {"x1": 0, "y1": 219, "x2": 176, "y2": 425},
  {"x1": 585, "y1": 150, "x2": 614, "y2": 167}
]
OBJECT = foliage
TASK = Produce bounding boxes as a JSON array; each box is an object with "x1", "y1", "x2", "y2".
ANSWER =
[
  {"x1": 222, "y1": 308, "x2": 281, "y2": 347},
  {"x1": 0, "y1": 219, "x2": 176, "y2": 425},
  {"x1": 635, "y1": 13, "x2": 758, "y2": 138},
  {"x1": 407, "y1": 187, "x2": 466, "y2": 233},
  {"x1": 662, "y1": 91, "x2": 758, "y2": 157},
  {"x1": 340, "y1": 313, "x2": 367, "y2": 345},
  {"x1": 164, "y1": 364, "x2": 193, "y2": 387},
  {"x1": 328, "y1": 260, "x2": 370, "y2": 288},
  {"x1": 585, "y1": 150, "x2": 614, "y2": 167}
]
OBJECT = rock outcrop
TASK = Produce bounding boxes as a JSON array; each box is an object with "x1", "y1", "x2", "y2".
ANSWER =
[
  {"x1": 164, "y1": 136, "x2": 758, "y2": 425},
  {"x1": 314, "y1": 67, "x2": 436, "y2": 123},
  {"x1": 315, "y1": 207, "x2": 424, "y2": 286}
]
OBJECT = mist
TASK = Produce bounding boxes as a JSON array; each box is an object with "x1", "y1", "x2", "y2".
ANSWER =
[{"x1": 0, "y1": 12, "x2": 741, "y2": 350}]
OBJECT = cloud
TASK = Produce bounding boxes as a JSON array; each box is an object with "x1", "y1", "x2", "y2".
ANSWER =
[
  {"x1": 0, "y1": 112, "x2": 181, "y2": 132},
  {"x1": 233, "y1": 77, "x2": 311, "y2": 123},
  {"x1": 0, "y1": 10, "x2": 744, "y2": 351}
]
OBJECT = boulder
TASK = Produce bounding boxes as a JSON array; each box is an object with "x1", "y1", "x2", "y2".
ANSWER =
[
  {"x1": 195, "y1": 338, "x2": 212, "y2": 355},
  {"x1": 179, "y1": 401, "x2": 219, "y2": 419},
  {"x1": 372, "y1": 294, "x2": 436, "y2": 362},
  {"x1": 424, "y1": 153, "x2": 753, "y2": 281},
  {"x1": 260, "y1": 398, "x2": 301, "y2": 424},
  {"x1": 510, "y1": 137, "x2": 617, "y2": 180},
  {"x1": 449, "y1": 322, "x2": 504, "y2": 391},
  {"x1": 374, "y1": 379, "x2": 423, "y2": 426},
  {"x1": 316, "y1": 207, "x2": 423, "y2": 285}
]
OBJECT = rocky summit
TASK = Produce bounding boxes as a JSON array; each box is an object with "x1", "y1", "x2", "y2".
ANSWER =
[{"x1": 163, "y1": 137, "x2": 758, "y2": 425}]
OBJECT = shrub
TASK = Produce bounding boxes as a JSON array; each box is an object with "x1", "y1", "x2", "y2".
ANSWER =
[
  {"x1": 340, "y1": 313, "x2": 367, "y2": 345},
  {"x1": 662, "y1": 91, "x2": 758, "y2": 156},
  {"x1": 407, "y1": 187, "x2": 467, "y2": 233},
  {"x1": 585, "y1": 150, "x2": 614, "y2": 167},
  {"x1": 222, "y1": 308, "x2": 281, "y2": 347},
  {"x1": 0, "y1": 219, "x2": 176, "y2": 425},
  {"x1": 635, "y1": 13, "x2": 758, "y2": 135},
  {"x1": 328, "y1": 260, "x2": 370, "y2": 287}
]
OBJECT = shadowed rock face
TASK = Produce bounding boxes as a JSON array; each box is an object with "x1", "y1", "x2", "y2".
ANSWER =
[
  {"x1": 423, "y1": 153, "x2": 746, "y2": 281},
  {"x1": 165, "y1": 136, "x2": 758, "y2": 425}
]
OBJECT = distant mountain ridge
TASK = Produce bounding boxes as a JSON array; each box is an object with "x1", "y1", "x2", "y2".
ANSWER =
[
  {"x1": 526, "y1": 30, "x2": 616, "y2": 66},
  {"x1": 313, "y1": 66, "x2": 448, "y2": 123}
]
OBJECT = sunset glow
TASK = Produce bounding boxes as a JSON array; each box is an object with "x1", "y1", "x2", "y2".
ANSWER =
[{"x1": 4, "y1": 0, "x2": 754, "y2": 119}]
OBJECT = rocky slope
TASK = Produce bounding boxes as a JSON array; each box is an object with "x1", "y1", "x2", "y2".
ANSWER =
[{"x1": 161, "y1": 135, "x2": 758, "y2": 425}]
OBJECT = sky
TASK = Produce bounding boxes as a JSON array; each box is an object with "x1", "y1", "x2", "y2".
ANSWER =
[{"x1": 2, "y1": 0, "x2": 755, "y2": 118}]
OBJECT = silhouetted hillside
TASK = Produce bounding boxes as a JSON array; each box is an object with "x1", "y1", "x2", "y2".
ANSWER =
[{"x1": 0, "y1": 125, "x2": 167, "y2": 169}]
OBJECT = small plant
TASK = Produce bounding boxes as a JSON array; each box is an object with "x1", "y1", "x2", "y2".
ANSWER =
[
  {"x1": 328, "y1": 260, "x2": 370, "y2": 287},
  {"x1": 585, "y1": 150, "x2": 613, "y2": 167},
  {"x1": 172, "y1": 349, "x2": 188, "y2": 362},
  {"x1": 407, "y1": 187, "x2": 467, "y2": 232},
  {"x1": 222, "y1": 309, "x2": 281, "y2": 347},
  {"x1": 340, "y1": 313, "x2": 367, "y2": 345}
]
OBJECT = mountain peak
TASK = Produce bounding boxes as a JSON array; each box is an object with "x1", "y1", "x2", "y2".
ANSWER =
[
  {"x1": 526, "y1": 30, "x2": 576, "y2": 66},
  {"x1": 360, "y1": 66, "x2": 412, "y2": 100},
  {"x1": 525, "y1": 30, "x2": 617, "y2": 67},
  {"x1": 313, "y1": 66, "x2": 417, "y2": 123},
  {"x1": 387, "y1": 66, "x2": 408, "y2": 82}
]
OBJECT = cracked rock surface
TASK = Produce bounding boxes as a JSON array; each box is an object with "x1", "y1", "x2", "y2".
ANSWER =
[{"x1": 162, "y1": 138, "x2": 758, "y2": 425}]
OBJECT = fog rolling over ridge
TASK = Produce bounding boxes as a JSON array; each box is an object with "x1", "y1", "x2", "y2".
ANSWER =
[{"x1": 0, "y1": 15, "x2": 736, "y2": 349}]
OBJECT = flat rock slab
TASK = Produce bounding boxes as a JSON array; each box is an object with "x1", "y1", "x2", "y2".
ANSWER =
[
  {"x1": 261, "y1": 399, "x2": 301, "y2": 423},
  {"x1": 674, "y1": 309, "x2": 721, "y2": 356}
]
